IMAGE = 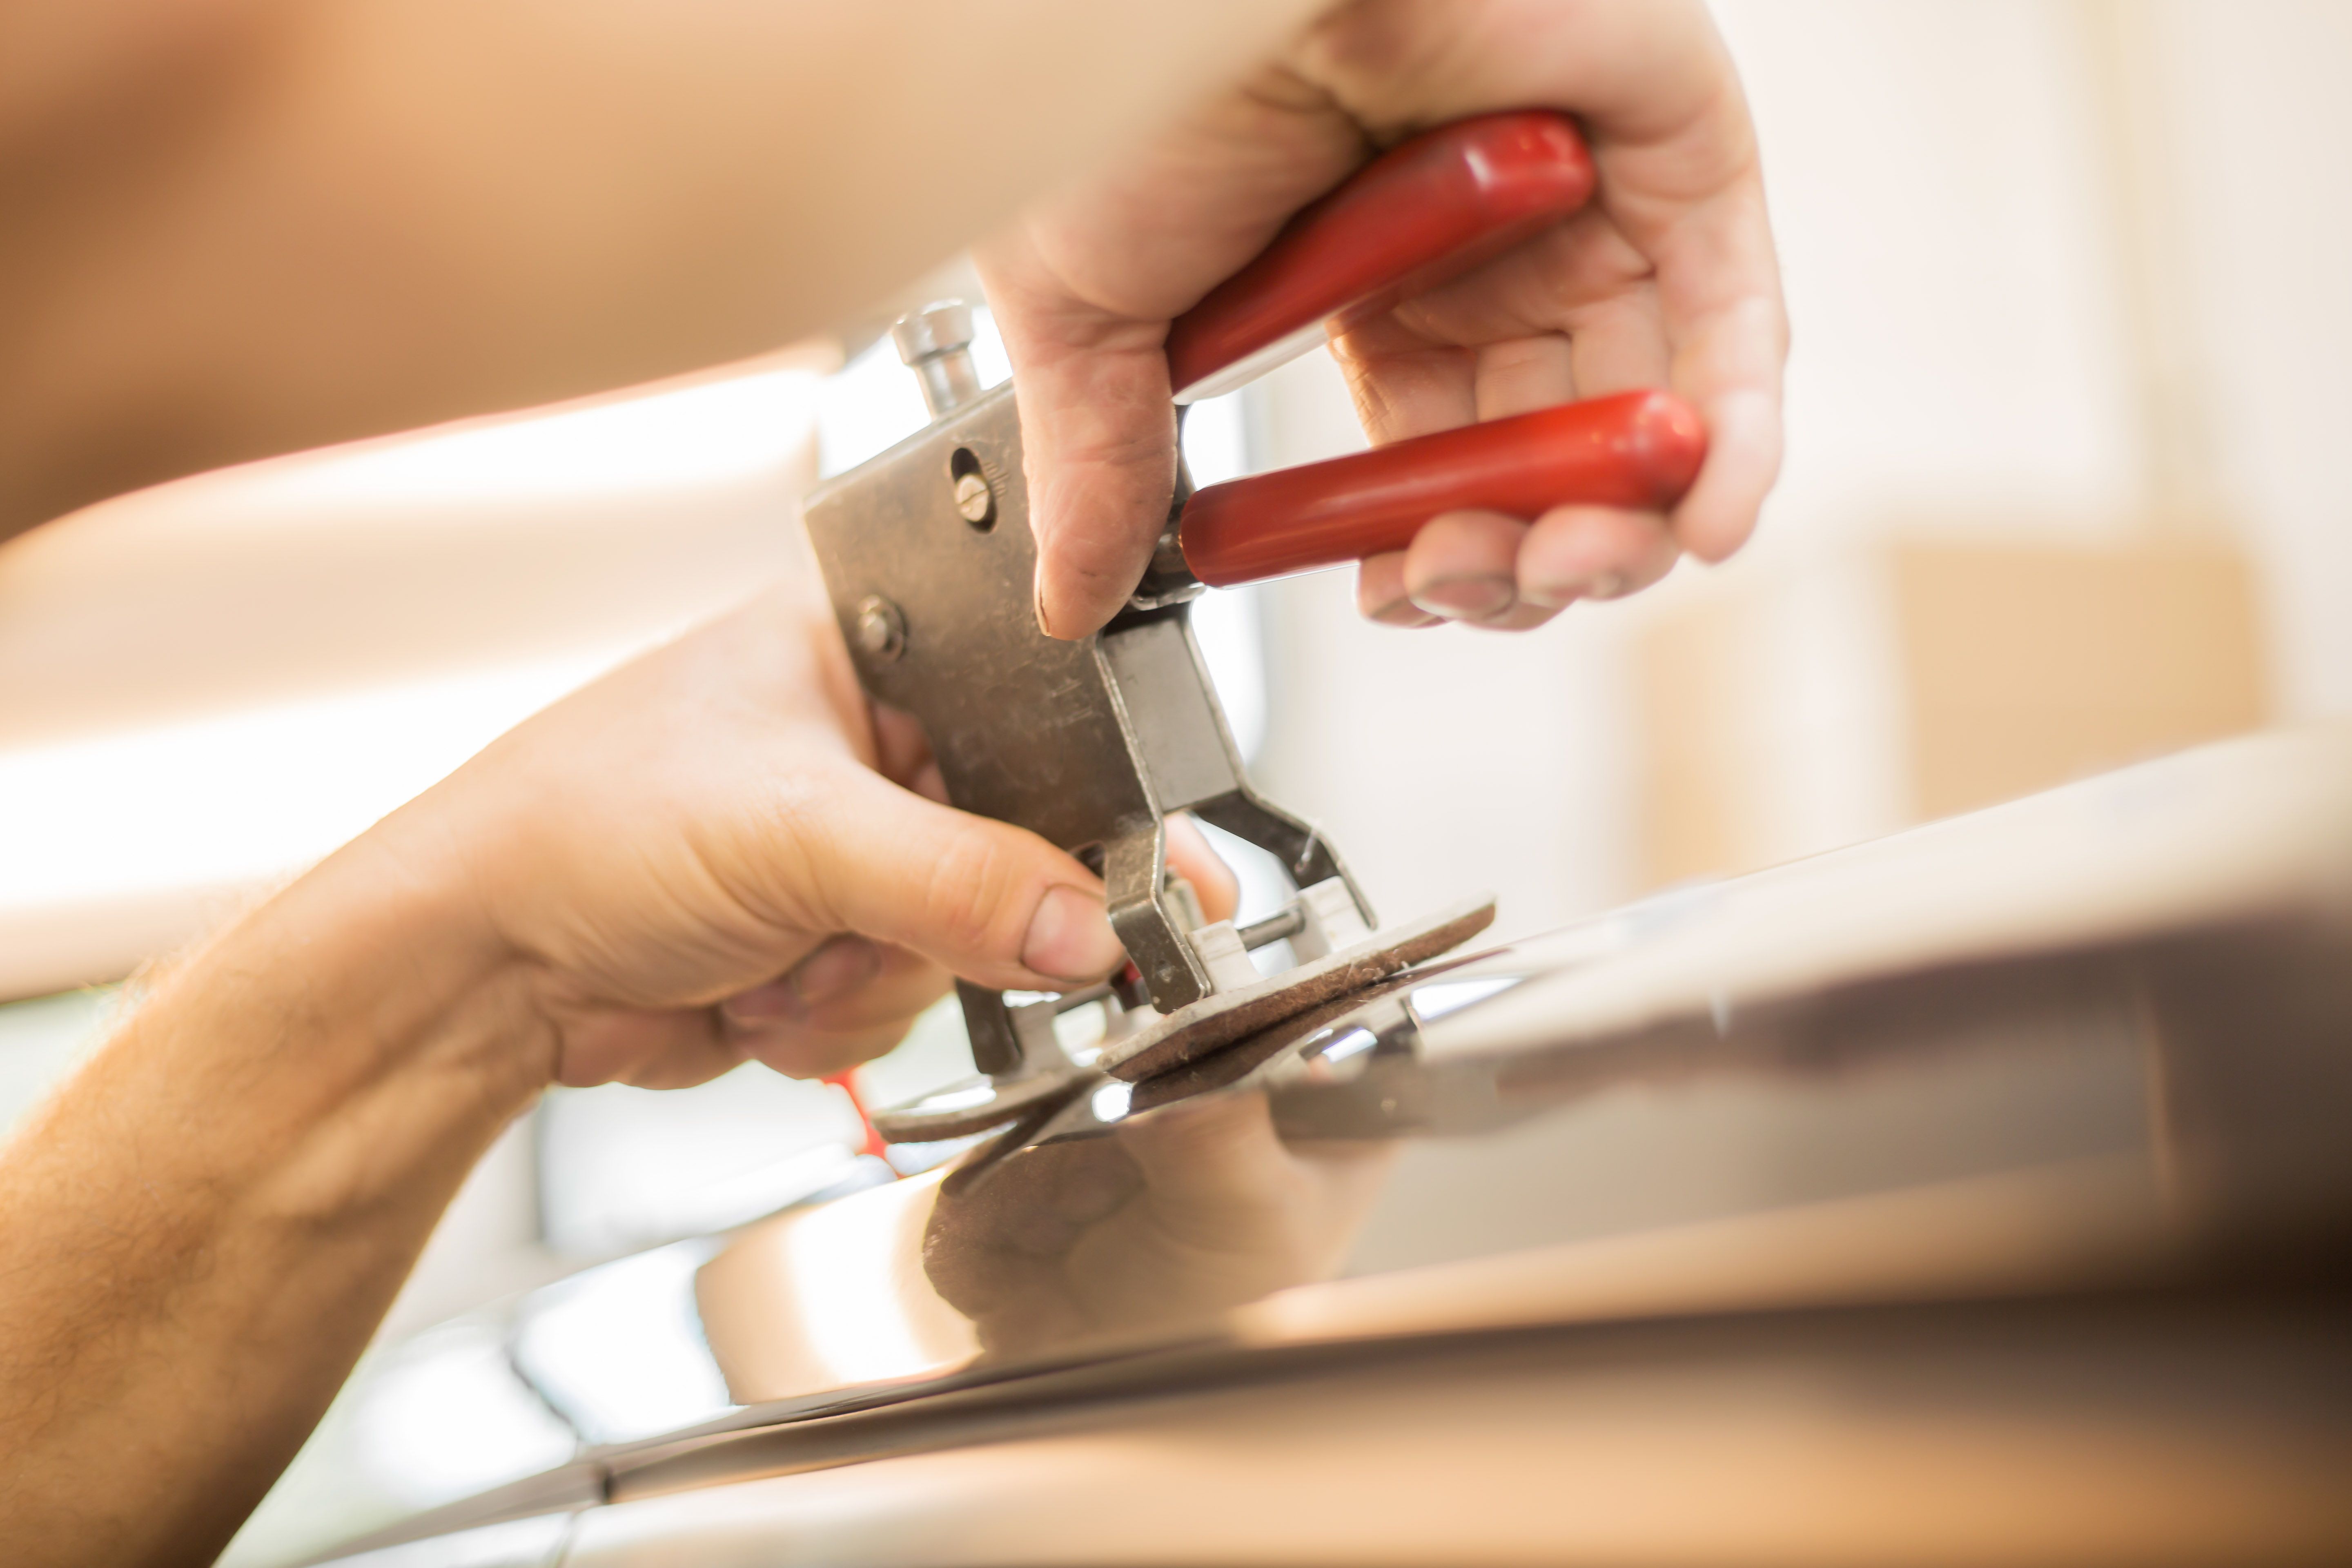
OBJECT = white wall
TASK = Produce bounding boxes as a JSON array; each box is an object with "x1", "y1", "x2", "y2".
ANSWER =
[
  {"x1": 1247, "y1": 0, "x2": 2352, "y2": 939},
  {"x1": 2143, "y1": 0, "x2": 2352, "y2": 717},
  {"x1": 1717, "y1": 0, "x2": 2144, "y2": 545},
  {"x1": 1246, "y1": 354, "x2": 1641, "y2": 942}
]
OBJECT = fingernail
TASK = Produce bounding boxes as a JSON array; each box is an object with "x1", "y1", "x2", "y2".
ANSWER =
[
  {"x1": 1022, "y1": 885, "x2": 1127, "y2": 982},
  {"x1": 1408, "y1": 576, "x2": 1515, "y2": 621},
  {"x1": 1524, "y1": 571, "x2": 1625, "y2": 609},
  {"x1": 1365, "y1": 598, "x2": 1443, "y2": 628}
]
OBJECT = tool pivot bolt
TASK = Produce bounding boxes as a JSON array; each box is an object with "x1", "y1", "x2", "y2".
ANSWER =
[
  {"x1": 854, "y1": 595, "x2": 907, "y2": 661},
  {"x1": 954, "y1": 471, "x2": 993, "y2": 524}
]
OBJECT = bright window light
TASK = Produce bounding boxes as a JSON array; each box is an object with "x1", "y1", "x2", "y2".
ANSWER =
[
  {"x1": 778, "y1": 1176, "x2": 976, "y2": 1387},
  {"x1": 1317, "y1": 1026, "x2": 1378, "y2": 1065},
  {"x1": 258, "y1": 362, "x2": 826, "y2": 508},
  {"x1": 0, "y1": 653, "x2": 620, "y2": 919},
  {"x1": 0, "y1": 989, "x2": 120, "y2": 1136},
  {"x1": 1406, "y1": 976, "x2": 1523, "y2": 1022},
  {"x1": 509, "y1": 1241, "x2": 737, "y2": 1445},
  {"x1": 819, "y1": 305, "x2": 1013, "y2": 477},
  {"x1": 349, "y1": 1321, "x2": 577, "y2": 1509},
  {"x1": 0, "y1": 354, "x2": 831, "y2": 997},
  {"x1": 536, "y1": 1064, "x2": 874, "y2": 1260},
  {"x1": 1181, "y1": 391, "x2": 1250, "y2": 487},
  {"x1": 1089, "y1": 1079, "x2": 1133, "y2": 1123},
  {"x1": 1183, "y1": 391, "x2": 1269, "y2": 762}
]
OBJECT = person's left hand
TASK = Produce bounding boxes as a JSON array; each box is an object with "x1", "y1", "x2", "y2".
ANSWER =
[{"x1": 402, "y1": 579, "x2": 1237, "y2": 1089}]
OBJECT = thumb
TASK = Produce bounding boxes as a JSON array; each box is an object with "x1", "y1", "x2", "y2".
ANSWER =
[
  {"x1": 784, "y1": 760, "x2": 1130, "y2": 991},
  {"x1": 1003, "y1": 331, "x2": 1178, "y2": 639}
]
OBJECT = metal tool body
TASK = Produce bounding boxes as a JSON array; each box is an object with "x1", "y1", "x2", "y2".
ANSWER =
[
  {"x1": 803, "y1": 354, "x2": 1368, "y2": 1075},
  {"x1": 804, "y1": 114, "x2": 1702, "y2": 1138}
]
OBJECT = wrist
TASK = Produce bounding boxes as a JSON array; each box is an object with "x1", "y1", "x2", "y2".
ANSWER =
[
  {"x1": 287, "y1": 802, "x2": 553, "y2": 1097},
  {"x1": 0, "y1": 784, "x2": 558, "y2": 1568},
  {"x1": 131, "y1": 802, "x2": 554, "y2": 1213}
]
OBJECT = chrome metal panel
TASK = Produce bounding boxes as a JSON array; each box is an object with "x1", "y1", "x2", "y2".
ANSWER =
[
  {"x1": 304, "y1": 1513, "x2": 576, "y2": 1568},
  {"x1": 567, "y1": 1294, "x2": 2352, "y2": 1566},
  {"x1": 275, "y1": 727, "x2": 2352, "y2": 1567}
]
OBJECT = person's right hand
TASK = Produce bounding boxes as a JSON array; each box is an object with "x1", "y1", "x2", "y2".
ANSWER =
[{"x1": 981, "y1": 0, "x2": 1785, "y2": 639}]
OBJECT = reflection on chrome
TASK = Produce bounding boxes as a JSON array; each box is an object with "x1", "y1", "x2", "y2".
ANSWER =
[
  {"x1": 782, "y1": 1183, "x2": 967, "y2": 1385},
  {"x1": 259, "y1": 732, "x2": 2352, "y2": 1568},
  {"x1": 352, "y1": 1322, "x2": 575, "y2": 1509},
  {"x1": 909, "y1": 1082, "x2": 1000, "y2": 1114},
  {"x1": 511, "y1": 1242, "x2": 734, "y2": 1446},
  {"x1": 697, "y1": 1172, "x2": 977, "y2": 1403},
  {"x1": 918, "y1": 1092, "x2": 1393, "y2": 1362},
  {"x1": 1404, "y1": 976, "x2": 1519, "y2": 1022},
  {"x1": 310, "y1": 1513, "x2": 576, "y2": 1568},
  {"x1": 1314, "y1": 1026, "x2": 1377, "y2": 1065},
  {"x1": 693, "y1": 1087, "x2": 1394, "y2": 1395}
]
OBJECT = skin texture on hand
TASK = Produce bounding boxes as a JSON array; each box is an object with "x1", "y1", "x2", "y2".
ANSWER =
[
  {"x1": 0, "y1": 0, "x2": 1325, "y2": 542},
  {"x1": 431, "y1": 581, "x2": 1234, "y2": 1089},
  {"x1": 0, "y1": 830, "x2": 542, "y2": 1568},
  {"x1": 980, "y1": 0, "x2": 1786, "y2": 639}
]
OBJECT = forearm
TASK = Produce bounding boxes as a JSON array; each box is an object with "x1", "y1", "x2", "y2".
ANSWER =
[
  {"x1": 0, "y1": 0, "x2": 1322, "y2": 540},
  {"x1": 0, "y1": 582, "x2": 1140, "y2": 1564},
  {"x1": 0, "y1": 815, "x2": 543, "y2": 1568}
]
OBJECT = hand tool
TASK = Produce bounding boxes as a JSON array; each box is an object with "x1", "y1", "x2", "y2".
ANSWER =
[{"x1": 800, "y1": 112, "x2": 1705, "y2": 1142}]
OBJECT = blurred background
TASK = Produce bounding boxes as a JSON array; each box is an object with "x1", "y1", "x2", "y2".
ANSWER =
[{"x1": 2, "y1": 0, "x2": 2345, "y2": 1345}]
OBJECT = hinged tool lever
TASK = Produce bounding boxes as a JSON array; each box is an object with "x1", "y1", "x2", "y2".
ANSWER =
[{"x1": 1158, "y1": 111, "x2": 1708, "y2": 591}]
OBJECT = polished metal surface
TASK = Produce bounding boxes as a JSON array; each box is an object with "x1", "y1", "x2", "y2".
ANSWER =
[
  {"x1": 274, "y1": 728, "x2": 2352, "y2": 1568},
  {"x1": 573, "y1": 1293, "x2": 2352, "y2": 1567}
]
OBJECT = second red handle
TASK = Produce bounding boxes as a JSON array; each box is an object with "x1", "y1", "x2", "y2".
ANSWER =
[{"x1": 1177, "y1": 390, "x2": 1706, "y2": 588}]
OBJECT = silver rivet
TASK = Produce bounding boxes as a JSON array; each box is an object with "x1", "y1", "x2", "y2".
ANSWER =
[
  {"x1": 854, "y1": 595, "x2": 906, "y2": 661},
  {"x1": 954, "y1": 471, "x2": 993, "y2": 524}
]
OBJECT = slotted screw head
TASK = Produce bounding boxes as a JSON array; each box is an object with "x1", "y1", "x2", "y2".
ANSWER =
[
  {"x1": 854, "y1": 595, "x2": 906, "y2": 660},
  {"x1": 954, "y1": 471, "x2": 994, "y2": 523}
]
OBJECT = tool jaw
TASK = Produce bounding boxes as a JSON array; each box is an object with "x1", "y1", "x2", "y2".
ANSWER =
[{"x1": 801, "y1": 324, "x2": 1381, "y2": 1120}]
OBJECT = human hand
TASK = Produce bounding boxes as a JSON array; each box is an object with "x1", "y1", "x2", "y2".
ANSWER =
[
  {"x1": 407, "y1": 582, "x2": 1236, "y2": 1089},
  {"x1": 980, "y1": 0, "x2": 1784, "y2": 637}
]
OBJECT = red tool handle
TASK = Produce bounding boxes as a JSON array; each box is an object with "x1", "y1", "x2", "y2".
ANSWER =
[
  {"x1": 1167, "y1": 111, "x2": 1597, "y2": 403},
  {"x1": 1179, "y1": 391, "x2": 1702, "y2": 586},
  {"x1": 1162, "y1": 111, "x2": 1707, "y2": 589}
]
